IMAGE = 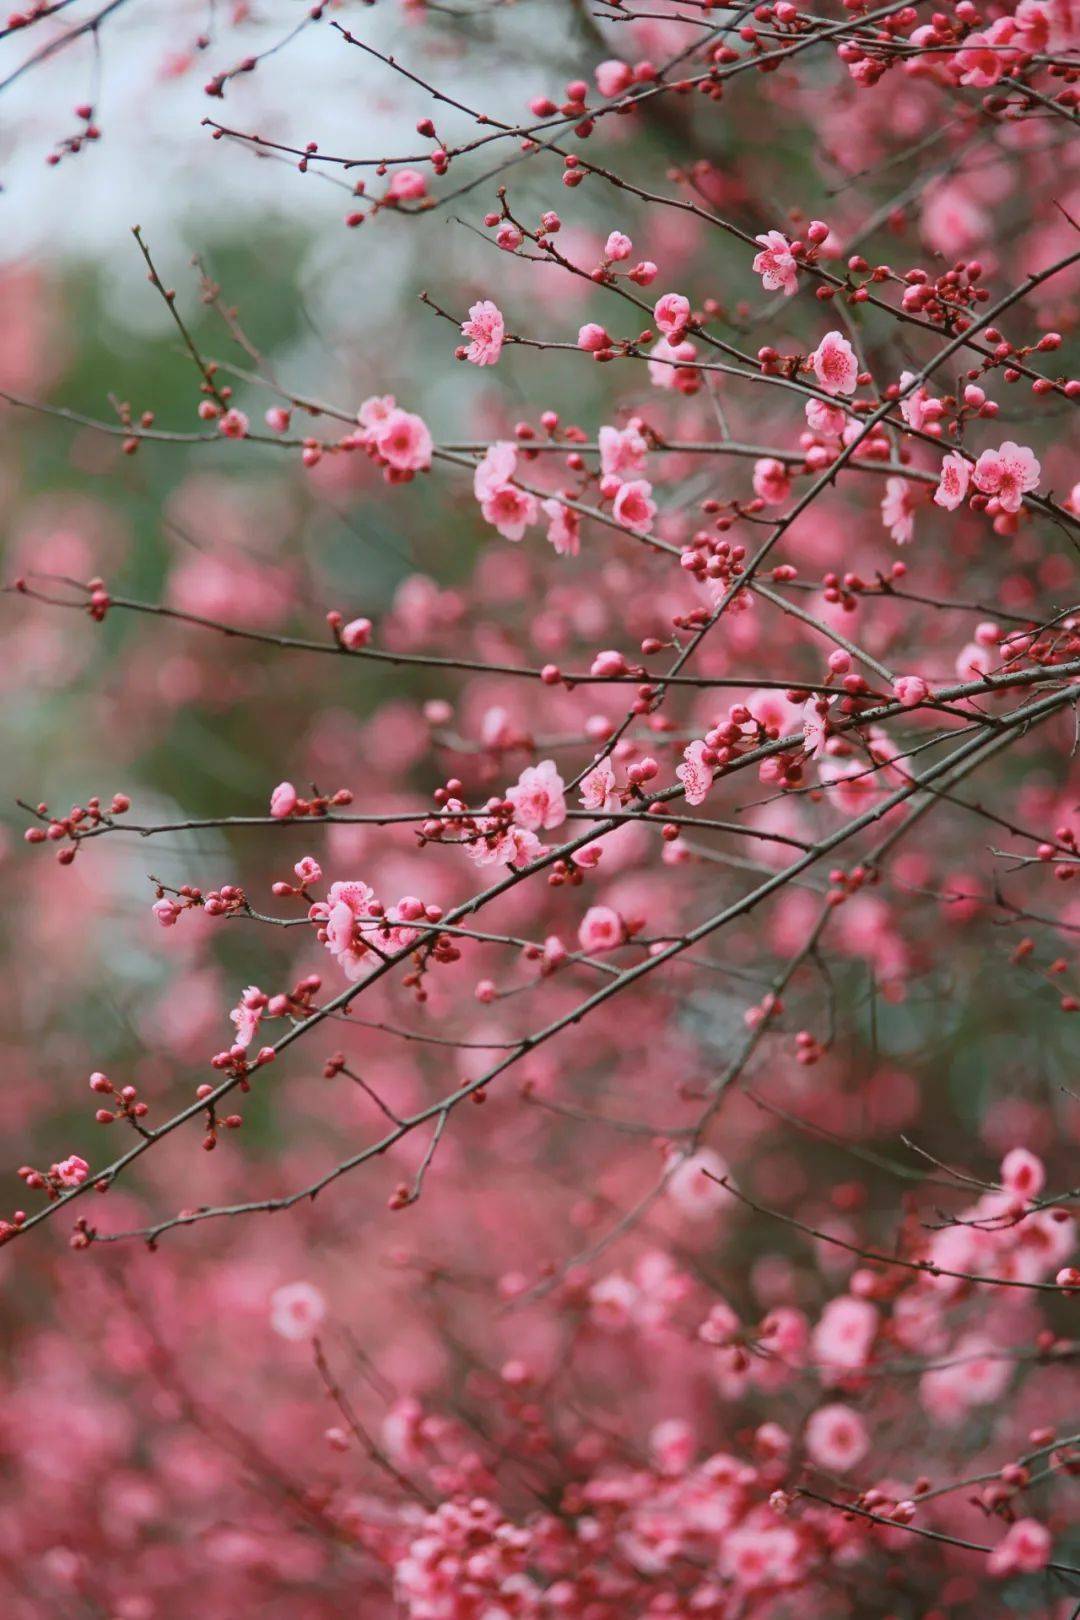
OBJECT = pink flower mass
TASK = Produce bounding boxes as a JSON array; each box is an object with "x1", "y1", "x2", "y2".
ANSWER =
[{"x1": 3, "y1": 7, "x2": 1079, "y2": 1616}]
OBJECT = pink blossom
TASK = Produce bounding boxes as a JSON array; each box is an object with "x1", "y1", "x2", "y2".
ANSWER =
[
  {"x1": 897, "y1": 370, "x2": 942, "y2": 431},
  {"x1": 804, "y1": 1404, "x2": 869, "y2": 1471},
  {"x1": 386, "y1": 168, "x2": 427, "y2": 201},
  {"x1": 270, "y1": 781, "x2": 298, "y2": 819},
  {"x1": 934, "y1": 451, "x2": 971, "y2": 510},
  {"x1": 752, "y1": 457, "x2": 791, "y2": 505},
  {"x1": 473, "y1": 439, "x2": 518, "y2": 499},
  {"x1": 647, "y1": 336, "x2": 697, "y2": 389},
  {"x1": 611, "y1": 478, "x2": 656, "y2": 535},
  {"x1": 540, "y1": 498, "x2": 580, "y2": 556},
  {"x1": 577, "y1": 904, "x2": 623, "y2": 953},
  {"x1": 1000, "y1": 1147, "x2": 1045, "y2": 1200},
  {"x1": 269, "y1": 1281, "x2": 326, "y2": 1341},
  {"x1": 474, "y1": 442, "x2": 538, "y2": 540},
  {"x1": 461, "y1": 300, "x2": 505, "y2": 366},
  {"x1": 309, "y1": 879, "x2": 378, "y2": 981},
  {"x1": 987, "y1": 1518, "x2": 1052, "y2": 1577},
  {"x1": 954, "y1": 20, "x2": 1018, "y2": 87},
  {"x1": 809, "y1": 330, "x2": 859, "y2": 396},
  {"x1": 577, "y1": 322, "x2": 610, "y2": 352},
  {"x1": 480, "y1": 483, "x2": 539, "y2": 542},
  {"x1": 467, "y1": 823, "x2": 543, "y2": 869},
  {"x1": 229, "y1": 985, "x2": 264, "y2": 1049},
  {"x1": 294, "y1": 855, "x2": 322, "y2": 885},
  {"x1": 676, "y1": 739, "x2": 712, "y2": 806},
  {"x1": 971, "y1": 440, "x2": 1041, "y2": 513},
  {"x1": 881, "y1": 477, "x2": 916, "y2": 544},
  {"x1": 580, "y1": 758, "x2": 620, "y2": 811},
  {"x1": 341, "y1": 617, "x2": 372, "y2": 650},
  {"x1": 598, "y1": 417, "x2": 648, "y2": 481},
  {"x1": 752, "y1": 230, "x2": 798, "y2": 297},
  {"x1": 805, "y1": 396, "x2": 847, "y2": 435},
  {"x1": 893, "y1": 675, "x2": 929, "y2": 707},
  {"x1": 371, "y1": 407, "x2": 433, "y2": 474},
  {"x1": 811, "y1": 1295, "x2": 879, "y2": 1375},
  {"x1": 217, "y1": 408, "x2": 249, "y2": 439},
  {"x1": 51, "y1": 1154, "x2": 90, "y2": 1188},
  {"x1": 720, "y1": 1517, "x2": 805, "y2": 1591},
  {"x1": 666, "y1": 1147, "x2": 730, "y2": 1218},
  {"x1": 604, "y1": 231, "x2": 633, "y2": 262},
  {"x1": 152, "y1": 897, "x2": 182, "y2": 927},
  {"x1": 506, "y1": 759, "x2": 566, "y2": 831},
  {"x1": 653, "y1": 292, "x2": 691, "y2": 337},
  {"x1": 595, "y1": 58, "x2": 633, "y2": 97}
]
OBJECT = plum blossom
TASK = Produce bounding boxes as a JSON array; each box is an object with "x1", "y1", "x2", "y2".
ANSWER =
[
  {"x1": 473, "y1": 441, "x2": 539, "y2": 540},
  {"x1": 898, "y1": 371, "x2": 941, "y2": 431},
  {"x1": 460, "y1": 300, "x2": 505, "y2": 366},
  {"x1": 595, "y1": 59, "x2": 633, "y2": 96},
  {"x1": 358, "y1": 395, "x2": 433, "y2": 475},
  {"x1": 612, "y1": 479, "x2": 656, "y2": 535},
  {"x1": 599, "y1": 417, "x2": 648, "y2": 481},
  {"x1": 881, "y1": 476, "x2": 917, "y2": 544},
  {"x1": 676, "y1": 739, "x2": 712, "y2": 806},
  {"x1": 805, "y1": 396, "x2": 847, "y2": 435},
  {"x1": 647, "y1": 336, "x2": 698, "y2": 389},
  {"x1": 604, "y1": 231, "x2": 633, "y2": 261},
  {"x1": 540, "y1": 498, "x2": 580, "y2": 556},
  {"x1": 580, "y1": 758, "x2": 620, "y2": 811},
  {"x1": 309, "y1": 879, "x2": 378, "y2": 981},
  {"x1": 987, "y1": 1518, "x2": 1052, "y2": 1577},
  {"x1": 51, "y1": 1155, "x2": 90, "y2": 1188},
  {"x1": 270, "y1": 1282, "x2": 326, "y2": 1342},
  {"x1": 752, "y1": 230, "x2": 798, "y2": 297},
  {"x1": 341, "y1": 617, "x2": 372, "y2": 650},
  {"x1": 954, "y1": 19, "x2": 1019, "y2": 86},
  {"x1": 578, "y1": 905, "x2": 623, "y2": 953},
  {"x1": 506, "y1": 760, "x2": 566, "y2": 831},
  {"x1": 467, "y1": 823, "x2": 543, "y2": 869},
  {"x1": 229, "y1": 985, "x2": 264, "y2": 1049},
  {"x1": 971, "y1": 440, "x2": 1041, "y2": 513},
  {"x1": 217, "y1": 408, "x2": 249, "y2": 439},
  {"x1": 653, "y1": 292, "x2": 691, "y2": 337},
  {"x1": 577, "y1": 322, "x2": 610, "y2": 352},
  {"x1": 385, "y1": 168, "x2": 427, "y2": 201},
  {"x1": 811, "y1": 1296, "x2": 879, "y2": 1377},
  {"x1": 804, "y1": 1404, "x2": 869, "y2": 1472},
  {"x1": 752, "y1": 457, "x2": 791, "y2": 506},
  {"x1": 270, "y1": 781, "x2": 298, "y2": 819},
  {"x1": 893, "y1": 675, "x2": 929, "y2": 707},
  {"x1": 934, "y1": 451, "x2": 971, "y2": 510},
  {"x1": 666, "y1": 1147, "x2": 730, "y2": 1219},
  {"x1": 808, "y1": 330, "x2": 859, "y2": 396},
  {"x1": 1001, "y1": 1147, "x2": 1045, "y2": 1200}
]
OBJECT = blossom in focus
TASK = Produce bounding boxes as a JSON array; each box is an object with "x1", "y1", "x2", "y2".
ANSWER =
[
  {"x1": 971, "y1": 441, "x2": 1041, "y2": 513},
  {"x1": 461, "y1": 300, "x2": 505, "y2": 366},
  {"x1": 752, "y1": 230, "x2": 798, "y2": 297},
  {"x1": 808, "y1": 330, "x2": 859, "y2": 396}
]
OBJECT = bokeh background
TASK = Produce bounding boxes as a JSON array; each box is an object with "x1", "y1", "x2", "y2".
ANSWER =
[{"x1": 1, "y1": 2, "x2": 1078, "y2": 1615}]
